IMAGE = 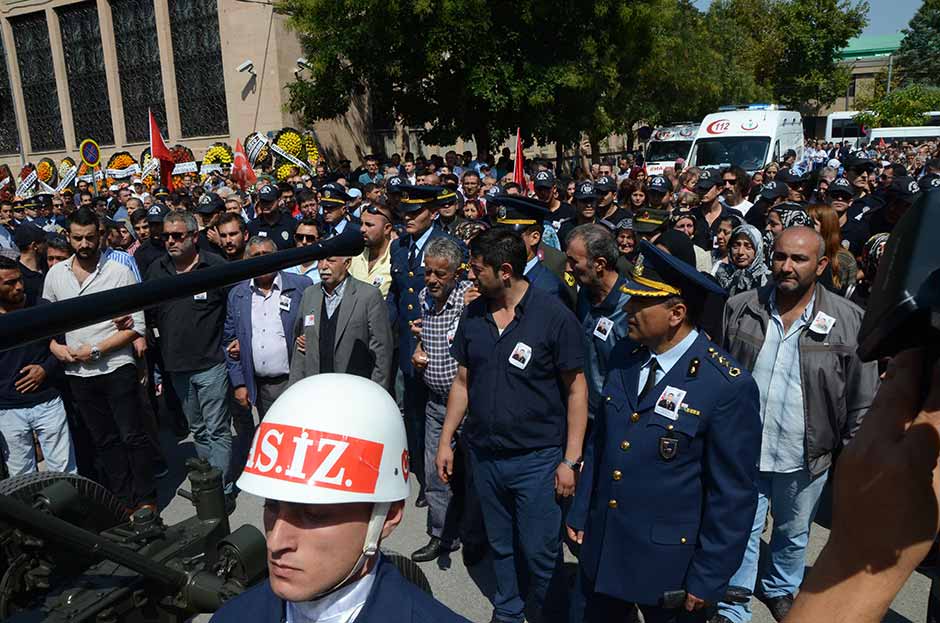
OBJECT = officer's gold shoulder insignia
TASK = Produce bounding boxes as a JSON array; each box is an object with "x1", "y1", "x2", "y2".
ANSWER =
[{"x1": 564, "y1": 272, "x2": 575, "y2": 287}]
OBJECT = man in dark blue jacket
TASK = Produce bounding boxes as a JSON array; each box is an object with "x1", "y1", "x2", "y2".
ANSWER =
[
  {"x1": 223, "y1": 236, "x2": 312, "y2": 419},
  {"x1": 386, "y1": 185, "x2": 457, "y2": 505},
  {"x1": 488, "y1": 194, "x2": 567, "y2": 306},
  {"x1": 567, "y1": 241, "x2": 761, "y2": 623},
  {"x1": 209, "y1": 374, "x2": 469, "y2": 623}
]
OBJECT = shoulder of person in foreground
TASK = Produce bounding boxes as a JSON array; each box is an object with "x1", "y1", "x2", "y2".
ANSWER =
[
  {"x1": 370, "y1": 559, "x2": 472, "y2": 623},
  {"x1": 208, "y1": 579, "x2": 279, "y2": 622}
]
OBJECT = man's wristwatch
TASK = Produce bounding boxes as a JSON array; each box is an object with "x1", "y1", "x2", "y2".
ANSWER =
[
  {"x1": 90, "y1": 345, "x2": 102, "y2": 361},
  {"x1": 561, "y1": 457, "x2": 583, "y2": 471}
]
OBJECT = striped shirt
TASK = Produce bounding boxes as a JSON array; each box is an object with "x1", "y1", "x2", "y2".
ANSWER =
[
  {"x1": 102, "y1": 247, "x2": 142, "y2": 282},
  {"x1": 418, "y1": 280, "x2": 472, "y2": 397}
]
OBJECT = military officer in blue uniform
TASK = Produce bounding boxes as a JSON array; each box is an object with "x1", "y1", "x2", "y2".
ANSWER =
[
  {"x1": 387, "y1": 184, "x2": 458, "y2": 505},
  {"x1": 567, "y1": 240, "x2": 761, "y2": 623},
  {"x1": 488, "y1": 194, "x2": 567, "y2": 304}
]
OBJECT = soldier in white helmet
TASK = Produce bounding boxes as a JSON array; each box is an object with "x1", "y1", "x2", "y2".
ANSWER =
[{"x1": 210, "y1": 373, "x2": 469, "y2": 623}]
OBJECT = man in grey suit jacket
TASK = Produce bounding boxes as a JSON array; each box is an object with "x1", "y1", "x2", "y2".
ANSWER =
[{"x1": 289, "y1": 255, "x2": 393, "y2": 390}]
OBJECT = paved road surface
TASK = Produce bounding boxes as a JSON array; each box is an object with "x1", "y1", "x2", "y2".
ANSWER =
[{"x1": 156, "y1": 432, "x2": 929, "y2": 623}]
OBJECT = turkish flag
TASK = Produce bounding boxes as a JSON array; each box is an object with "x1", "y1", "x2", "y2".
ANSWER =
[
  {"x1": 149, "y1": 109, "x2": 174, "y2": 191},
  {"x1": 513, "y1": 127, "x2": 525, "y2": 188},
  {"x1": 232, "y1": 139, "x2": 257, "y2": 191}
]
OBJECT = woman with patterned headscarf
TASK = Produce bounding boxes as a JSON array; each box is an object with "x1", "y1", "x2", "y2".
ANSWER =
[
  {"x1": 714, "y1": 223, "x2": 772, "y2": 296},
  {"x1": 848, "y1": 232, "x2": 890, "y2": 308},
  {"x1": 762, "y1": 202, "x2": 815, "y2": 267}
]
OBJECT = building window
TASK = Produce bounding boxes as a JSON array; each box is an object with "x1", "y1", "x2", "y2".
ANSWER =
[
  {"x1": 11, "y1": 12, "x2": 64, "y2": 153},
  {"x1": 168, "y1": 0, "x2": 228, "y2": 137},
  {"x1": 58, "y1": 2, "x2": 115, "y2": 145},
  {"x1": 0, "y1": 32, "x2": 20, "y2": 155},
  {"x1": 110, "y1": 0, "x2": 167, "y2": 143},
  {"x1": 847, "y1": 78, "x2": 857, "y2": 97}
]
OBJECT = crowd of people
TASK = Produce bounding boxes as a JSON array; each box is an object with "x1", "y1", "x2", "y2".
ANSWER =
[{"x1": 0, "y1": 136, "x2": 936, "y2": 623}]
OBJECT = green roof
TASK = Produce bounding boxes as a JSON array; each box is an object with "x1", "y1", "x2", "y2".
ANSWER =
[{"x1": 838, "y1": 34, "x2": 903, "y2": 60}]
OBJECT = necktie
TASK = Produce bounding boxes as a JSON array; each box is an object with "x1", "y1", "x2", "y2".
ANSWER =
[
  {"x1": 639, "y1": 358, "x2": 660, "y2": 401},
  {"x1": 408, "y1": 242, "x2": 418, "y2": 266}
]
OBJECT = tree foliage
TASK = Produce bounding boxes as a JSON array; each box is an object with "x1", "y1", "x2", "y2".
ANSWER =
[
  {"x1": 855, "y1": 84, "x2": 940, "y2": 129},
  {"x1": 896, "y1": 0, "x2": 940, "y2": 87},
  {"x1": 279, "y1": 0, "x2": 868, "y2": 154},
  {"x1": 770, "y1": 0, "x2": 868, "y2": 114}
]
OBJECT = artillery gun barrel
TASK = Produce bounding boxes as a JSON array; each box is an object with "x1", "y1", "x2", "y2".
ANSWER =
[
  {"x1": 0, "y1": 492, "x2": 188, "y2": 589},
  {"x1": 0, "y1": 228, "x2": 364, "y2": 351}
]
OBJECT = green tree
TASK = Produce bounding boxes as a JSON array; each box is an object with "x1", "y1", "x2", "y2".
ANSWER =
[
  {"x1": 280, "y1": 0, "x2": 659, "y2": 156},
  {"x1": 854, "y1": 84, "x2": 940, "y2": 128},
  {"x1": 770, "y1": 0, "x2": 869, "y2": 114},
  {"x1": 896, "y1": 0, "x2": 940, "y2": 87},
  {"x1": 702, "y1": 0, "x2": 778, "y2": 107}
]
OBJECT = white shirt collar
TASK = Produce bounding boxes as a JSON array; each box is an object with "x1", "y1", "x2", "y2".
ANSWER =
[
  {"x1": 251, "y1": 272, "x2": 282, "y2": 294},
  {"x1": 285, "y1": 560, "x2": 377, "y2": 623}
]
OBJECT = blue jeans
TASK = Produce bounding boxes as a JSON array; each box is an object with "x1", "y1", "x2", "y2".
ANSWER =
[
  {"x1": 0, "y1": 397, "x2": 76, "y2": 476},
  {"x1": 170, "y1": 363, "x2": 232, "y2": 493},
  {"x1": 470, "y1": 446, "x2": 563, "y2": 623},
  {"x1": 718, "y1": 468, "x2": 829, "y2": 623}
]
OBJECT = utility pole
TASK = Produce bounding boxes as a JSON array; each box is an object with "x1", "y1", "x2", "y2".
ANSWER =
[{"x1": 886, "y1": 55, "x2": 893, "y2": 95}]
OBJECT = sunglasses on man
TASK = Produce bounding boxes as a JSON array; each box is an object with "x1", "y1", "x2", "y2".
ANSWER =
[{"x1": 159, "y1": 231, "x2": 191, "y2": 241}]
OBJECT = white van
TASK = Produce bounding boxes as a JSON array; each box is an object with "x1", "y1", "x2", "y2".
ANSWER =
[
  {"x1": 866, "y1": 126, "x2": 940, "y2": 144},
  {"x1": 688, "y1": 105, "x2": 804, "y2": 174},
  {"x1": 825, "y1": 111, "x2": 869, "y2": 149},
  {"x1": 644, "y1": 123, "x2": 697, "y2": 175}
]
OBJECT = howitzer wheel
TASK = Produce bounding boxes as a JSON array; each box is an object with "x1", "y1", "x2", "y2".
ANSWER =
[
  {"x1": 0, "y1": 471, "x2": 130, "y2": 529},
  {"x1": 0, "y1": 472, "x2": 131, "y2": 617},
  {"x1": 381, "y1": 550, "x2": 433, "y2": 595}
]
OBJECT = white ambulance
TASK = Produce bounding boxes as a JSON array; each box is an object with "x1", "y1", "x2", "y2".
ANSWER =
[
  {"x1": 688, "y1": 105, "x2": 804, "y2": 173},
  {"x1": 644, "y1": 123, "x2": 698, "y2": 176}
]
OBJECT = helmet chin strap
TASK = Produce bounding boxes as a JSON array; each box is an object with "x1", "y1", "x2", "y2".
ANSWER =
[{"x1": 307, "y1": 502, "x2": 392, "y2": 601}]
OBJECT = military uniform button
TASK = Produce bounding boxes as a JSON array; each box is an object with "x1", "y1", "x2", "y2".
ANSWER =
[
  {"x1": 408, "y1": 271, "x2": 414, "y2": 277},
  {"x1": 408, "y1": 320, "x2": 414, "y2": 326},
  {"x1": 608, "y1": 499, "x2": 618, "y2": 509},
  {"x1": 612, "y1": 470, "x2": 622, "y2": 481},
  {"x1": 630, "y1": 412, "x2": 639, "y2": 423},
  {"x1": 667, "y1": 424, "x2": 675, "y2": 431},
  {"x1": 407, "y1": 287, "x2": 414, "y2": 293},
  {"x1": 680, "y1": 537, "x2": 687, "y2": 544},
  {"x1": 407, "y1": 304, "x2": 413, "y2": 311},
  {"x1": 606, "y1": 396, "x2": 612, "y2": 402},
  {"x1": 620, "y1": 440, "x2": 631, "y2": 451}
]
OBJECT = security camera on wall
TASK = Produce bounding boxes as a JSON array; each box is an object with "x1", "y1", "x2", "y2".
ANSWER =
[{"x1": 237, "y1": 60, "x2": 254, "y2": 74}]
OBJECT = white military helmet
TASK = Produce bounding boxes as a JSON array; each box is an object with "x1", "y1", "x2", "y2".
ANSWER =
[
  {"x1": 238, "y1": 373, "x2": 410, "y2": 504},
  {"x1": 238, "y1": 373, "x2": 410, "y2": 591}
]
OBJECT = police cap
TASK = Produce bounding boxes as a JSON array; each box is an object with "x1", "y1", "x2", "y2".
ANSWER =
[
  {"x1": 828, "y1": 177, "x2": 856, "y2": 199},
  {"x1": 489, "y1": 195, "x2": 549, "y2": 231},
  {"x1": 632, "y1": 208, "x2": 669, "y2": 234},
  {"x1": 533, "y1": 170, "x2": 555, "y2": 189},
  {"x1": 195, "y1": 192, "x2": 225, "y2": 214},
  {"x1": 573, "y1": 180, "x2": 600, "y2": 202},
  {"x1": 397, "y1": 184, "x2": 443, "y2": 213},
  {"x1": 648, "y1": 175, "x2": 672, "y2": 194},
  {"x1": 319, "y1": 183, "x2": 350, "y2": 206},
  {"x1": 621, "y1": 240, "x2": 726, "y2": 299},
  {"x1": 146, "y1": 203, "x2": 170, "y2": 223}
]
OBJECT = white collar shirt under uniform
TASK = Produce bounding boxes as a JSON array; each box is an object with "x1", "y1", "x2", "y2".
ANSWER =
[
  {"x1": 285, "y1": 558, "x2": 377, "y2": 623},
  {"x1": 751, "y1": 289, "x2": 816, "y2": 473},
  {"x1": 250, "y1": 273, "x2": 290, "y2": 378},
  {"x1": 42, "y1": 253, "x2": 146, "y2": 377},
  {"x1": 636, "y1": 329, "x2": 700, "y2": 395}
]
